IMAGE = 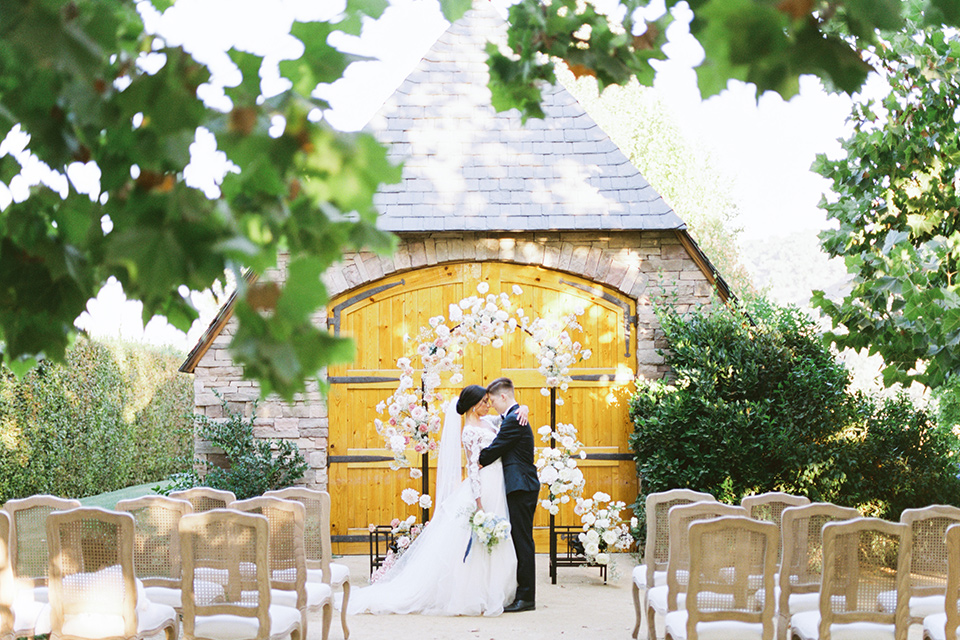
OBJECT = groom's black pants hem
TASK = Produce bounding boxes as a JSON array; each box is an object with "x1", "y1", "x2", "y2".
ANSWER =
[{"x1": 507, "y1": 488, "x2": 538, "y2": 602}]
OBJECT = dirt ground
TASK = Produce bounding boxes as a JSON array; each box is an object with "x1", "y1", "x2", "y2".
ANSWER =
[{"x1": 321, "y1": 553, "x2": 639, "y2": 640}]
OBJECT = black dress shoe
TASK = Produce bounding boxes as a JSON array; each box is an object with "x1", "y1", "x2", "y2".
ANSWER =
[{"x1": 503, "y1": 599, "x2": 536, "y2": 612}]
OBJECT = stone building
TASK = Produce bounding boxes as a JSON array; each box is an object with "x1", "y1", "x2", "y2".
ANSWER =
[{"x1": 180, "y1": 2, "x2": 729, "y2": 551}]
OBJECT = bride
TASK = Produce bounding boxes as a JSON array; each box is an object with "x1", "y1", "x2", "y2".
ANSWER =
[{"x1": 347, "y1": 385, "x2": 521, "y2": 616}]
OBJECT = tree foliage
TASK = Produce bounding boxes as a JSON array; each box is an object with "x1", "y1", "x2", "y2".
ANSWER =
[
  {"x1": 812, "y1": 4, "x2": 960, "y2": 389},
  {"x1": 3, "y1": 0, "x2": 959, "y2": 400},
  {"x1": 629, "y1": 298, "x2": 960, "y2": 520}
]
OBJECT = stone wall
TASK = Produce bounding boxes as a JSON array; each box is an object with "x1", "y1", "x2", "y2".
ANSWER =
[{"x1": 187, "y1": 229, "x2": 717, "y2": 490}]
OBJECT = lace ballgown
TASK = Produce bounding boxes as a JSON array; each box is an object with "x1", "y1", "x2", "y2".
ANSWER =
[{"x1": 347, "y1": 416, "x2": 518, "y2": 616}]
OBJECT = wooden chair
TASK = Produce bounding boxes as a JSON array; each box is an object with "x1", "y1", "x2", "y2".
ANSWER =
[
  {"x1": 665, "y1": 515, "x2": 778, "y2": 640},
  {"x1": 788, "y1": 517, "x2": 911, "y2": 640},
  {"x1": 46, "y1": 507, "x2": 179, "y2": 640},
  {"x1": 115, "y1": 495, "x2": 197, "y2": 611},
  {"x1": 179, "y1": 509, "x2": 302, "y2": 640},
  {"x1": 633, "y1": 489, "x2": 717, "y2": 639},
  {"x1": 741, "y1": 492, "x2": 810, "y2": 566},
  {"x1": 3, "y1": 494, "x2": 81, "y2": 616},
  {"x1": 647, "y1": 501, "x2": 747, "y2": 640},
  {"x1": 923, "y1": 522, "x2": 960, "y2": 640},
  {"x1": 232, "y1": 497, "x2": 333, "y2": 640},
  {"x1": 1, "y1": 509, "x2": 49, "y2": 640},
  {"x1": 777, "y1": 503, "x2": 861, "y2": 640},
  {"x1": 263, "y1": 488, "x2": 349, "y2": 639},
  {"x1": 877, "y1": 506, "x2": 960, "y2": 627},
  {"x1": 168, "y1": 487, "x2": 236, "y2": 512}
]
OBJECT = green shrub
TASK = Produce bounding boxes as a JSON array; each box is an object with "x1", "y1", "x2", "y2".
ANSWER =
[
  {"x1": 629, "y1": 297, "x2": 960, "y2": 533},
  {"x1": 0, "y1": 338, "x2": 192, "y2": 502},
  {"x1": 158, "y1": 392, "x2": 307, "y2": 500}
]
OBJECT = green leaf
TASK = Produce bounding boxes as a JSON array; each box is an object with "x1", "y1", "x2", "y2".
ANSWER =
[{"x1": 439, "y1": 0, "x2": 473, "y2": 23}]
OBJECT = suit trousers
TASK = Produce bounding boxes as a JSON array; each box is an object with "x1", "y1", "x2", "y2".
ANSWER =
[{"x1": 507, "y1": 488, "x2": 539, "y2": 602}]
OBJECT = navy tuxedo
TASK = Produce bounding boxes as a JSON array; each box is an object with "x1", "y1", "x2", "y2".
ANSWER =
[{"x1": 479, "y1": 403, "x2": 539, "y2": 602}]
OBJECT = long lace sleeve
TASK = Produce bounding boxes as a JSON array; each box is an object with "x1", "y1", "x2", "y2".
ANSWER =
[{"x1": 462, "y1": 427, "x2": 485, "y2": 500}]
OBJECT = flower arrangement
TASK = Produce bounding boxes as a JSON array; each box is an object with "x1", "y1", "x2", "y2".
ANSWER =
[
  {"x1": 574, "y1": 492, "x2": 634, "y2": 566},
  {"x1": 523, "y1": 308, "x2": 592, "y2": 405},
  {"x1": 468, "y1": 509, "x2": 511, "y2": 555},
  {"x1": 535, "y1": 422, "x2": 586, "y2": 515},
  {"x1": 374, "y1": 356, "x2": 442, "y2": 467},
  {"x1": 368, "y1": 515, "x2": 426, "y2": 583}
]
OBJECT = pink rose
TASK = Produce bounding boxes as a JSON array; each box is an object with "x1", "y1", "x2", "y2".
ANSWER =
[{"x1": 391, "y1": 518, "x2": 400, "y2": 528}]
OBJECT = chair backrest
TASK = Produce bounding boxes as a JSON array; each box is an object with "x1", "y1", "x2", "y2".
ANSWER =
[
  {"x1": 115, "y1": 495, "x2": 194, "y2": 588},
  {"x1": 666, "y1": 501, "x2": 748, "y2": 610},
  {"x1": 819, "y1": 517, "x2": 910, "y2": 640},
  {"x1": 741, "y1": 492, "x2": 810, "y2": 566},
  {"x1": 899, "y1": 505, "x2": 960, "y2": 600},
  {"x1": 46, "y1": 507, "x2": 139, "y2": 639},
  {"x1": 685, "y1": 516, "x2": 778, "y2": 640},
  {"x1": 262, "y1": 488, "x2": 332, "y2": 579},
  {"x1": 231, "y1": 496, "x2": 308, "y2": 609},
  {"x1": 944, "y1": 523, "x2": 960, "y2": 640},
  {"x1": 3, "y1": 495, "x2": 82, "y2": 586},
  {"x1": 0, "y1": 511, "x2": 14, "y2": 640},
  {"x1": 179, "y1": 509, "x2": 271, "y2": 639},
  {"x1": 644, "y1": 489, "x2": 716, "y2": 588},
  {"x1": 168, "y1": 488, "x2": 235, "y2": 512}
]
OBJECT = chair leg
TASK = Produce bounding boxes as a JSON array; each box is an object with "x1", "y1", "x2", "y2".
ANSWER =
[
  {"x1": 339, "y1": 580, "x2": 351, "y2": 639},
  {"x1": 777, "y1": 611, "x2": 787, "y2": 640},
  {"x1": 647, "y1": 602, "x2": 659, "y2": 640},
  {"x1": 632, "y1": 581, "x2": 642, "y2": 639},
  {"x1": 322, "y1": 601, "x2": 333, "y2": 640}
]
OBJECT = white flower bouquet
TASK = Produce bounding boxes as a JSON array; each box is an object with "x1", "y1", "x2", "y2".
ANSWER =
[
  {"x1": 535, "y1": 422, "x2": 586, "y2": 514},
  {"x1": 467, "y1": 509, "x2": 511, "y2": 555},
  {"x1": 575, "y1": 492, "x2": 634, "y2": 566}
]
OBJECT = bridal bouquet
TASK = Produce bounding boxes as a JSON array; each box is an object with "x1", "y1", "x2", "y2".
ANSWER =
[{"x1": 466, "y1": 509, "x2": 511, "y2": 557}]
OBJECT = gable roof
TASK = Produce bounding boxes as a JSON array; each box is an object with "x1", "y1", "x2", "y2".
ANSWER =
[{"x1": 367, "y1": 0, "x2": 684, "y2": 233}]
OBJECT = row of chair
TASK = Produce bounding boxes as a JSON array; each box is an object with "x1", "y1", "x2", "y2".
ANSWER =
[
  {"x1": 0, "y1": 486, "x2": 351, "y2": 640},
  {"x1": 632, "y1": 489, "x2": 960, "y2": 640}
]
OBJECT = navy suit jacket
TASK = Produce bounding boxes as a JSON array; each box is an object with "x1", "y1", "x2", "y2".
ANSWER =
[{"x1": 478, "y1": 404, "x2": 540, "y2": 495}]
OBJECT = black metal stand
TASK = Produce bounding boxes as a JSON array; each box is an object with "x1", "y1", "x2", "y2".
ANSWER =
[
  {"x1": 551, "y1": 525, "x2": 608, "y2": 584},
  {"x1": 368, "y1": 524, "x2": 395, "y2": 575},
  {"x1": 548, "y1": 388, "x2": 558, "y2": 584}
]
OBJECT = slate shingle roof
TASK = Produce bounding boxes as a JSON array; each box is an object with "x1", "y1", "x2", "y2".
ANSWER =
[{"x1": 367, "y1": 1, "x2": 685, "y2": 233}]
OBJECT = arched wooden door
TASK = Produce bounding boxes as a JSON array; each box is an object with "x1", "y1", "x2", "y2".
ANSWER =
[{"x1": 326, "y1": 262, "x2": 637, "y2": 553}]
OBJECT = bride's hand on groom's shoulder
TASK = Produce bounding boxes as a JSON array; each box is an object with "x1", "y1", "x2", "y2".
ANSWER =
[{"x1": 517, "y1": 404, "x2": 529, "y2": 426}]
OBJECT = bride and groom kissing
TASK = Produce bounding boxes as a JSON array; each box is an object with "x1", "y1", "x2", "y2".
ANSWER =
[{"x1": 349, "y1": 377, "x2": 539, "y2": 617}]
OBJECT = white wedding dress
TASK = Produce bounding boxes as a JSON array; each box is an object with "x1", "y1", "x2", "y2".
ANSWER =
[{"x1": 348, "y1": 415, "x2": 518, "y2": 616}]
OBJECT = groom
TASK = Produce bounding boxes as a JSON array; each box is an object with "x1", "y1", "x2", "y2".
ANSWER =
[{"x1": 480, "y1": 377, "x2": 539, "y2": 613}]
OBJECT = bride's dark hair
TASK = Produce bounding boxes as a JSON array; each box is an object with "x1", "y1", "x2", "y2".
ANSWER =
[{"x1": 456, "y1": 385, "x2": 486, "y2": 415}]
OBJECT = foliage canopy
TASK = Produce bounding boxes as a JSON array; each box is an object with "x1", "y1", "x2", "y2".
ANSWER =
[
  {"x1": 812, "y1": 5, "x2": 960, "y2": 389},
  {"x1": 4, "y1": 0, "x2": 959, "y2": 399}
]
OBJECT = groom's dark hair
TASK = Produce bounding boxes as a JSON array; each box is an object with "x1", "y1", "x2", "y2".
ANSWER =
[{"x1": 486, "y1": 377, "x2": 514, "y2": 397}]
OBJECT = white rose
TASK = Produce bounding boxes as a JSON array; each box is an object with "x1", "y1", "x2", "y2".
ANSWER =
[
  {"x1": 418, "y1": 494, "x2": 433, "y2": 509},
  {"x1": 477, "y1": 282, "x2": 489, "y2": 294},
  {"x1": 389, "y1": 435, "x2": 406, "y2": 453},
  {"x1": 540, "y1": 500, "x2": 552, "y2": 510},
  {"x1": 595, "y1": 552, "x2": 609, "y2": 565},
  {"x1": 585, "y1": 529, "x2": 601, "y2": 544},
  {"x1": 492, "y1": 338, "x2": 504, "y2": 348},
  {"x1": 549, "y1": 503, "x2": 559, "y2": 515},
  {"x1": 537, "y1": 425, "x2": 552, "y2": 436},
  {"x1": 512, "y1": 285, "x2": 523, "y2": 295},
  {"x1": 631, "y1": 517, "x2": 639, "y2": 529},
  {"x1": 539, "y1": 466, "x2": 560, "y2": 484},
  {"x1": 593, "y1": 491, "x2": 611, "y2": 503},
  {"x1": 400, "y1": 488, "x2": 419, "y2": 505},
  {"x1": 584, "y1": 542, "x2": 600, "y2": 556},
  {"x1": 602, "y1": 530, "x2": 620, "y2": 546},
  {"x1": 409, "y1": 468, "x2": 422, "y2": 479},
  {"x1": 540, "y1": 387, "x2": 550, "y2": 396},
  {"x1": 582, "y1": 513, "x2": 597, "y2": 526}
]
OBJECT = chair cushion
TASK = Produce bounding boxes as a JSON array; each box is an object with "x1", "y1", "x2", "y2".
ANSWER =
[
  {"x1": 631, "y1": 566, "x2": 667, "y2": 589},
  {"x1": 60, "y1": 602, "x2": 176, "y2": 639},
  {"x1": 922, "y1": 612, "x2": 959, "y2": 640},
  {"x1": 876, "y1": 589, "x2": 944, "y2": 618},
  {"x1": 12, "y1": 598, "x2": 50, "y2": 636},
  {"x1": 664, "y1": 610, "x2": 766, "y2": 640},
  {"x1": 790, "y1": 611, "x2": 896, "y2": 640},
  {"x1": 270, "y1": 582, "x2": 333, "y2": 609},
  {"x1": 647, "y1": 585, "x2": 686, "y2": 615},
  {"x1": 305, "y1": 563, "x2": 350, "y2": 587},
  {"x1": 192, "y1": 604, "x2": 301, "y2": 640}
]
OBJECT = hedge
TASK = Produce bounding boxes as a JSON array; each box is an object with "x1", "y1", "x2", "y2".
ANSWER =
[{"x1": 0, "y1": 338, "x2": 192, "y2": 502}]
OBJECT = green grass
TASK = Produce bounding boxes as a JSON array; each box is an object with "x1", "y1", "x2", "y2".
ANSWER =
[{"x1": 78, "y1": 481, "x2": 161, "y2": 509}]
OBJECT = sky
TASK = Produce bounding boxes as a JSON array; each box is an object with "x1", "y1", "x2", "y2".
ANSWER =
[{"x1": 49, "y1": 0, "x2": 865, "y2": 352}]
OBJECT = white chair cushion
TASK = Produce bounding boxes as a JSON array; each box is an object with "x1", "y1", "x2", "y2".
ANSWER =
[
  {"x1": 12, "y1": 598, "x2": 50, "y2": 636},
  {"x1": 648, "y1": 585, "x2": 686, "y2": 615},
  {"x1": 922, "y1": 612, "x2": 957, "y2": 640},
  {"x1": 60, "y1": 602, "x2": 175, "y2": 639},
  {"x1": 144, "y1": 586, "x2": 182, "y2": 609},
  {"x1": 790, "y1": 611, "x2": 896, "y2": 640},
  {"x1": 632, "y1": 564, "x2": 646, "y2": 588},
  {"x1": 665, "y1": 610, "x2": 766, "y2": 640},
  {"x1": 270, "y1": 582, "x2": 333, "y2": 609},
  {"x1": 192, "y1": 604, "x2": 300, "y2": 640},
  {"x1": 876, "y1": 589, "x2": 944, "y2": 618},
  {"x1": 788, "y1": 592, "x2": 821, "y2": 614},
  {"x1": 305, "y1": 563, "x2": 350, "y2": 587}
]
